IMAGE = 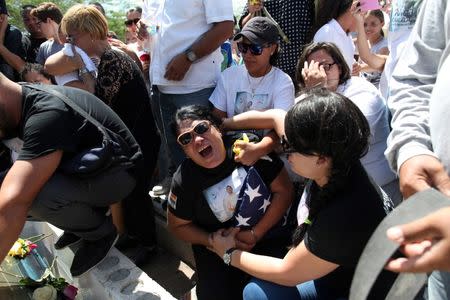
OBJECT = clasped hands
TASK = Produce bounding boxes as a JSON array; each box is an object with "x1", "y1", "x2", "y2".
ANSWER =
[{"x1": 208, "y1": 227, "x2": 258, "y2": 257}]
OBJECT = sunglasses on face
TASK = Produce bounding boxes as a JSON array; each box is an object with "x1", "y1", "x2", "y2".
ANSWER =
[
  {"x1": 124, "y1": 18, "x2": 140, "y2": 26},
  {"x1": 319, "y1": 62, "x2": 337, "y2": 72},
  {"x1": 237, "y1": 42, "x2": 270, "y2": 56},
  {"x1": 281, "y1": 135, "x2": 296, "y2": 154},
  {"x1": 177, "y1": 121, "x2": 211, "y2": 146}
]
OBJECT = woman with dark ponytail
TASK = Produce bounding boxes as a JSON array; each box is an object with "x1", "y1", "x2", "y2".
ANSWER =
[{"x1": 210, "y1": 88, "x2": 396, "y2": 299}]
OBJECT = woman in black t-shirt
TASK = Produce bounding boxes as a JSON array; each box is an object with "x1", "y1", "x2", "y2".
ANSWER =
[
  {"x1": 168, "y1": 105, "x2": 294, "y2": 300},
  {"x1": 210, "y1": 88, "x2": 396, "y2": 300}
]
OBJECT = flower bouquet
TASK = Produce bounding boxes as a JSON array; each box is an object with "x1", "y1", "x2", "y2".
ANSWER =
[
  {"x1": 0, "y1": 256, "x2": 78, "y2": 300},
  {"x1": 8, "y1": 234, "x2": 52, "y2": 259}
]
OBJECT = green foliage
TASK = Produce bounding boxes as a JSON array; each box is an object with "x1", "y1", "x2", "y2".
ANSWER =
[{"x1": 5, "y1": 0, "x2": 127, "y2": 42}]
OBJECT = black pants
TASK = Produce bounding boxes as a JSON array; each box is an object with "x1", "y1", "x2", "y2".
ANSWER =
[
  {"x1": 193, "y1": 231, "x2": 292, "y2": 300},
  {"x1": 28, "y1": 167, "x2": 136, "y2": 241}
]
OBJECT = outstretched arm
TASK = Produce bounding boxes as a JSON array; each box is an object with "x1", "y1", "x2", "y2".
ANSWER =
[
  {"x1": 222, "y1": 109, "x2": 287, "y2": 138},
  {"x1": 211, "y1": 228, "x2": 338, "y2": 286},
  {"x1": 0, "y1": 151, "x2": 62, "y2": 262}
]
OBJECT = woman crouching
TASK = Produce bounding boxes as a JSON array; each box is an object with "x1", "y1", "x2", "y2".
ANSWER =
[
  {"x1": 167, "y1": 105, "x2": 294, "y2": 300},
  {"x1": 210, "y1": 88, "x2": 396, "y2": 299}
]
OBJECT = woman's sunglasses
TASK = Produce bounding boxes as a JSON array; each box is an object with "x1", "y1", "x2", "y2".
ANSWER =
[
  {"x1": 237, "y1": 42, "x2": 270, "y2": 56},
  {"x1": 177, "y1": 121, "x2": 211, "y2": 146},
  {"x1": 124, "y1": 18, "x2": 140, "y2": 26},
  {"x1": 319, "y1": 62, "x2": 337, "y2": 72},
  {"x1": 281, "y1": 135, "x2": 296, "y2": 154}
]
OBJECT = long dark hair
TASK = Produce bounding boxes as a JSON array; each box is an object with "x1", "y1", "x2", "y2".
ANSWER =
[
  {"x1": 285, "y1": 88, "x2": 370, "y2": 246},
  {"x1": 171, "y1": 105, "x2": 220, "y2": 136},
  {"x1": 296, "y1": 42, "x2": 351, "y2": 90},
  {"x1": 314, "y1": 0, "x2": 353, "y2": 33}
]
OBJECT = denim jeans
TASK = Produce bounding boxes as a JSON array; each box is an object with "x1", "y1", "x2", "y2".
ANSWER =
[
  {"x1": 243, "y1": 278, "x2": 346, "y2": 300},
  {"x1": 151, "y1": 86, "x2": 214, "y2": 175}
]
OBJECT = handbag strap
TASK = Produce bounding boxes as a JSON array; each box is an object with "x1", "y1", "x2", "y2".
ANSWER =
[
  {"x1": 25, "y1": 84, "x2": 107, "y2": 132},
  {"x1": 349, "y1": 188, "x2": 450, "y2": 300}
]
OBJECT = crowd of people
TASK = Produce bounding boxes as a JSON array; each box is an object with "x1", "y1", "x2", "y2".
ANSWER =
[{"x1": 0, "y1": 0, "x2": 450, "y2": 299}]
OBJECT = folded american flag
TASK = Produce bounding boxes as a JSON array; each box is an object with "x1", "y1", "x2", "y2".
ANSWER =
[{"x1": 232, "y1": 166, "x2": 272, "y2": 228}]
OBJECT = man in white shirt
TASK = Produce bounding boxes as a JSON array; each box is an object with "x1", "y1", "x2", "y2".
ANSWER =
[{"x1": 142, "y1": 0, "x2": 234, "y2": 195}]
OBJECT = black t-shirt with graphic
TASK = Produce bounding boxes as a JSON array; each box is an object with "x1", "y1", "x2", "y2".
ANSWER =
[
  {"x1": 168, "y1": 152, "x2": 283, "y2": 232},
  {"x1": 17, "y1": 84, "x2": 142, "y2": 173},
  {"x1": 303, "y1": 162, "x2": 396, "y2": 299}
]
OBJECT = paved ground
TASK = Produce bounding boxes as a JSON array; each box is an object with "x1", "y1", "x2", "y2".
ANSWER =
[{"x1": 122, "y1": 198, "x2": 198, "y2": 300}]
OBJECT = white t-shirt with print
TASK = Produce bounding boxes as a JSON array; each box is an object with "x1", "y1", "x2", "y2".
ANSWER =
[
  {"x1": 314, "y1": 19, "x2": 355, "y2": 71},
  {"x1": 209, "y1": 65, "x2": 295, "y2": 117},
  {"x1": 337, "y1": 76, "x2": 396, "y2": 187}
]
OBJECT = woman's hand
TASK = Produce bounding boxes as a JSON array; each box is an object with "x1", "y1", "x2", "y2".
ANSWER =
[
  {"x1": 69, "y1": 44, "x2": 85, "y2": 70},
  {"x1": 235, "y1": 229, "x2": 257, "y2": 251},
  {"x1": 301, "y1": 60, "x2": 327, "y2": 88},
  {"x1": 233, "y1": 141, "x2": 261, "y2": 166},
  {"x1": 210, "y1": 228, "x2": 239, "y2": 257},
  {"x1": 352, "y1": 62, "x2": 362, "y2": 76}
]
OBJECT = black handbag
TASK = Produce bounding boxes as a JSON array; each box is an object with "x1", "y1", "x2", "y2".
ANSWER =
[{"x1": 28, "y1": 85, "x2": 135, "y2": 178}]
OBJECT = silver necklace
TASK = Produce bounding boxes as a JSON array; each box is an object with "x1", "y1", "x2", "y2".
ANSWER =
[{"x1": 247, "y1": 66, "x2": 271, "y2": 97}]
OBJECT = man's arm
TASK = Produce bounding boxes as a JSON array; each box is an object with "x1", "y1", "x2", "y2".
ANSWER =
[
  {"x1": 385, "y1": 0, "x2": 447, "y2": 195},
  {"x1": 0, "y1": 16, "x2": 26, "y2": 73},
  {"x1": 164, "y1": 20, "x2": 234, "y2": 81},
  {"x1": 0, "y1": 151, "x2": 62, "y2": 261}
]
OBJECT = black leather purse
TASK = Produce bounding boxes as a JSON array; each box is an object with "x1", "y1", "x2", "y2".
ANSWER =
[{"x1": 28, "y1": 85, "x2": 135, "y2": 178}]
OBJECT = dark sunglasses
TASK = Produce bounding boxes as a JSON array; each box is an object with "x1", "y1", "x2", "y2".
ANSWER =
[
  {"x1": 237, "y1": 42, "x2": 270, "y2": 56},
  {"x1": 319, "y1": 62, "x2": 337, "y2": 72},
  {"x1": 124, "y1": 18, "x2": 140, "y2": 26},
  {"x1": 177, "y1": 121, "x2": 211, "y2": 146},
  {"x1": 281, "y1": 135, "x2": 296, "y2": 154}
]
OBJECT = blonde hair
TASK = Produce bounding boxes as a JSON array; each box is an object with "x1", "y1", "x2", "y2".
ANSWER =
[{"x1": 61, "y1": 4, "x2": 108, "y2": 40}]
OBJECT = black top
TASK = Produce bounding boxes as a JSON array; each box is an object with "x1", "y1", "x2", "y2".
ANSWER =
[
  {"x1": 22, "y1": 33, "x2": 47, "y2": 63},
  {"x1": 0, "y1": 25, "x2": 26, "y2": 81},
  {"x1": 18, "y1": 84, "x2": 142, "y2": 172},
  {"x1": 95, "y1": 48, "x2": 159, "y2": 170},
  {"x1": 303, "y1": 162, "x2": 395, "y2": 299},
  {"x1": 169, "y1": 152, "x2": 284, "y2": 232}
]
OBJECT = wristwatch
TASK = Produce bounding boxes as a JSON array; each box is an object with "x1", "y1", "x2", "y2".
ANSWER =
[
  {"x1": 184, "y1": 48, "x2": 197, "y2": 63},
  {"x1": 223, "y1": 247, "x2": 238, "y2": 266}
]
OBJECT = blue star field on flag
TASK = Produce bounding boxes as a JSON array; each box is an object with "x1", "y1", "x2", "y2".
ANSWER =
[{"x1": 232, "y1": 166, "x2": 278, "y2": 228}]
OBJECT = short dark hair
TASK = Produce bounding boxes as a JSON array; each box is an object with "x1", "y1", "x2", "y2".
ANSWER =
[
  {"x1": 286, "y1": 88, "x2": 370, "y2": 246},
  {"x1": 21, "y1": 4, "x2": 36, "y2": 13},
  {"x1": 296, "y1": 42, "x2": 351, "y2": 89},
  {"x1": 20, "y1": 63, "x2": 54, "y2": 83},
  {"x1": 31, "y1": 2, "x2": 63, "y2": 24},
  {"x1": 126, "y1": 6, "x2": 142, "y2": 18},
  {"x1": 171, "y1": 105, "x2": 220, "y2": 137},
  {"x1": 89, "y1": 2, "x2": 106, "y2": 16},
  {"x1": 315, "y1": 0, "x2": 353, "y2": 33}
]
